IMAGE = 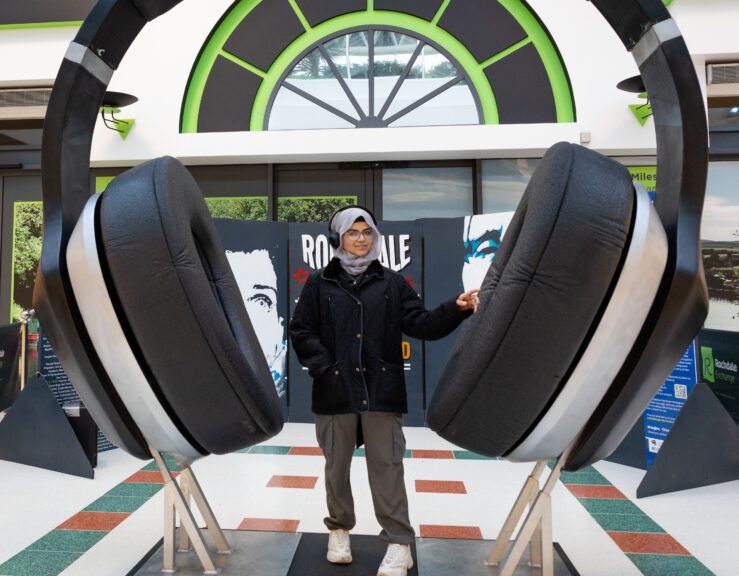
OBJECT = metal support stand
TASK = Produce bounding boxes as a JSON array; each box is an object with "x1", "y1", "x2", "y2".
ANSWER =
[
  {"x1": 486, "y1": 447, "x2": 571, "y2": 576},
  {"x1": 149, "y1": 445, "x2": 231, "y2": 575}
]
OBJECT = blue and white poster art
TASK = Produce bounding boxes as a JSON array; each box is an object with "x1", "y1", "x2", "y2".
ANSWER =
[
  {"x1": 215, "y1": 220, "x2": 289, "y2": 405},
  {"x1": 643, "y1": 342, "x2": 698, "y2": 467},
  {"x1": 462, "y1": 213, "x2": 515, "y2": 292}
]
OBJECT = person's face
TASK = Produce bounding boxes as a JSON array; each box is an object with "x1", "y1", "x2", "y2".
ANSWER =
[
  {"x1": 342, "y1": 221, "x2": 374, "y2": 258},
  {"x1": 226, "y1": 249, "x2": 286, "y2": 395}
]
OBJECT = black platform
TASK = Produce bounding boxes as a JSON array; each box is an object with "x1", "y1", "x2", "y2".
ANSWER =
[{"x1": 131, "y1": 530, "x2": 577, "y2": 575}]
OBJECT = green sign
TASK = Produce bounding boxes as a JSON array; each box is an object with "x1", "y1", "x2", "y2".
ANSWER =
[
  {"x1": 701, "y1": 345, "x2": 715, "y2": 383},
  {"x1": 627, "y1": 166, "x2": 657, "y2": 197}
]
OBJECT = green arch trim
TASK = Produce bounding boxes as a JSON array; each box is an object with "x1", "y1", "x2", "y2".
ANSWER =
[{"x1": 181, "y1": 0, "x2": 574, "y2": 133}]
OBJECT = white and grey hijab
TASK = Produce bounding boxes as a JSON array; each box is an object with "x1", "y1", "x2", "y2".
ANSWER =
[{"x1": 331, "y1": 207, "x2": 382, "y2": 275}]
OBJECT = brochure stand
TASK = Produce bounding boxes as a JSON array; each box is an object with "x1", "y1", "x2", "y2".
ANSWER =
[
  {"x1": 637, "y1": 382, "x2": 739, "y2": 497},
  {"x1": 0, "y1": 374, "x2": 94, "y2": 478}
]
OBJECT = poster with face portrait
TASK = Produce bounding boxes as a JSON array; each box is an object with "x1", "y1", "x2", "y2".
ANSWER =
[
  {"x1": 422, "y1": 212, "x2": 514, "y2": 402},
  {"x1": 215, "y1": 219, "x2": 289, "y2": 417},
  {"x1": 287, "y1": 221, "x2": 424, "y2": 425}
]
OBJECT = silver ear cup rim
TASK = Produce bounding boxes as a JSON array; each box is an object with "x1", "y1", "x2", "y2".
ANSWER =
[
  {"x1": 507, "y1": 184, "x2": 668, "y2": 462},
  {"x1": 66, "y1": 194, "x2": 203, "y2": 465}
]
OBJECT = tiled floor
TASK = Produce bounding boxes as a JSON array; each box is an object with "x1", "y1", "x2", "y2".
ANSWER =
[{"x1": 0, "y1": 423, "x2": 736, "y2": 576}]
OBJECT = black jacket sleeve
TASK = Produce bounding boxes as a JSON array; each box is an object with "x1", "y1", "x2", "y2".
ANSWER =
[
  {"x1": 289, "y1": 273, "x2": 334, "y2": 378},
  {"x1": 398, "y1": 275, "x2": 471, "y2": 341}
]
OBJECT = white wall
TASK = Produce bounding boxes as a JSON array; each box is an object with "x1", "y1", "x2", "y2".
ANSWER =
[{"x1": 1, "y1": 0, "x2": 736, "y2": 166}]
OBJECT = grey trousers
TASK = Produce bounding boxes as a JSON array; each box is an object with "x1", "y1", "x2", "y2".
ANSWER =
[{"x1": 315, "y1": 412, "x2": 415, "y2": 545}]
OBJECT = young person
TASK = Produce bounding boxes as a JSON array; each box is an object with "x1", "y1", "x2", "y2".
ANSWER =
[{"x1": 289, "y1": 206, "x2": 479, "y2": 576}]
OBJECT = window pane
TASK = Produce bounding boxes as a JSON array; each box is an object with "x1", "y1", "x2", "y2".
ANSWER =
[
  {"x1": 702, "y1": 161, "x2": 739, "y2": 332},
  {"x1": 382, "y1": 166, "x2": 473, "y2": 220},
  {"x1": 269, "y1": 29, "x2": 481, "y2": 130},
  {"x1": 481, "y1": 159, "x2": 539, "y2": 213}
]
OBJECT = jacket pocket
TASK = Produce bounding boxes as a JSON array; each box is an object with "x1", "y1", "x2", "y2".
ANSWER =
[
  {"x1": 373, "y1": 358, "x2": 405, "y2": 407},
  {"x1": 313, "y1": 361, "x2": 351, "y2": 411}
]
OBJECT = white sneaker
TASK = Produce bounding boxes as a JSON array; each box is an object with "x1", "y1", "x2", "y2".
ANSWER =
[
  {"x1": 327, "y1": 529, "x2": 352, "y2": 564},
  {"x1": 377, "y1": 543, "x2": 413, "y2": 576}
]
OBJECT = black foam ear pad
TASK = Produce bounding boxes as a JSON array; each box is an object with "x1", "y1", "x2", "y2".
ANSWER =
[
  {"x1": 427, "y1": 142, "x2": 634, "y2": 457},
  {"x1": 98, "y1": 156, "x2": 283, "y2": 454}
]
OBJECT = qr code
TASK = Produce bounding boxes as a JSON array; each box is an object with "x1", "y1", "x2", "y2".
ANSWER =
[{"x1": 674, "y1": 384, "x2": 688, "y2": 400}]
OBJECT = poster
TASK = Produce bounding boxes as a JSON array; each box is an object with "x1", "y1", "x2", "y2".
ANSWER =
[
  {"x1": 697, "y1": 328, "x2": 739, "y2": 423},
  {"x1": 215, "y1": 219, "x2": 289, "y2": 417},
  {"x1": 287, "y1": 221, "x2": 425, "y2": 424},
  {"x1": 643, "y1": 342, "x2": 698, "y2": 467},
  {"x1": 422, "y1": 212, "x2": 514, "y2": 403},
  {"x1": 37, "y1": 330, "x2": 115, "y2": 452},
  {"x1": 0, "y1": 322, "x2": 21, "y2": 411}
]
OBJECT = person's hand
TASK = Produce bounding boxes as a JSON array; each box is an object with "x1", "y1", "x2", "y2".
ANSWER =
[{"x1": 456, "y1": 288, "x2": 480, "y2": 313}]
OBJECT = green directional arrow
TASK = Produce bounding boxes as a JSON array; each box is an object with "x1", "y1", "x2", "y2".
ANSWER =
[{"x1": 116, "y1": 119, "x2": 135, "y2": 140}]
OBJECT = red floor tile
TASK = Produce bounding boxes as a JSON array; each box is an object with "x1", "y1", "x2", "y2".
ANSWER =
[
  {"x1": 608, "y1": 532, "x2": 691, "y2": 555},
  {"x1": 419, "y1": 524, "x2": 482, "y2": 540},
  {"x1": 288, "y1": 446, "x2": 324, "y2": 456},
  {"x1": 57, "y1": 511, "x2": 130, "y2": 532},
  {"x1": 124, "y1": 470, "x2": 177, "y2": 484},
  {"x1": 411, "y1": 450, "x2": 454, "y2": 459},
  {"x1": 566, "y1": 484, "x2": 627, "y2": 499},
  {"x1": 267, "y1": 475, "x2": 318, "y2": 489},
  {"x1": 238, "y1": 518, "x2": 300, "y2": 532},
  {"x1": 415, "y1": 480, "x2": 467, "y2": 494}
]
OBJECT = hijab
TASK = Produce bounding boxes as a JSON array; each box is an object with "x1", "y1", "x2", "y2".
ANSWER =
[{"x1": 331, "y1": 207, "x2": 382, "y2": 275}]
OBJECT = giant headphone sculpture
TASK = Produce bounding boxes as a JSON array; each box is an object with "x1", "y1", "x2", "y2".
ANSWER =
[{"x1": 35, "y1": 0, "x2": 706, "y2": 570}]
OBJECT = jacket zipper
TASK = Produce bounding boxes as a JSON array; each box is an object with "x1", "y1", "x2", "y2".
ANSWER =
[{"x1": 324, "y1": 276, "x2": 371, "y2": 411}]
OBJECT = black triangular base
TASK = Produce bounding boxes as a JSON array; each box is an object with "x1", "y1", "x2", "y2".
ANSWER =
[
  {"x1": 637, "y1": 382, "x2": 739, "y2": 498},
  {"x1": 0, "y1": 374, "x2": 94, "y2": 478},
  {"x1": 605, "y1": 415, "x2": 646, "y2": 470}
]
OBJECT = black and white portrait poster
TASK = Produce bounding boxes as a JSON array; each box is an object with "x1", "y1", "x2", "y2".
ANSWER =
[
  {"x1": 215, "y1": 219, "x2": 289, "y2": 416},
  {"x1": 422, "y1": 212, "x2": 514, "y2": 402}
]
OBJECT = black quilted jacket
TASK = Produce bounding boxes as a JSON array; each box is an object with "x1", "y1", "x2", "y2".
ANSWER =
[{"x1": 289, "y1": 258, "x2": 469, "y2": 414}]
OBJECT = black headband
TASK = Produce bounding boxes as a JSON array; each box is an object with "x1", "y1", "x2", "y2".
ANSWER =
[{"x1": 37, "y1": 0, "x2": 708, "y2": 468}]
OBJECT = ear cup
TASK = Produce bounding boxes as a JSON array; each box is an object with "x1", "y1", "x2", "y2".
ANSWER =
[
  {"x1": 67, "y1": 192, "x2": 204, "y2": 463},
  {"x1": 329, "y1": 230, "x2": 341, "y2": 249},
  {"x1": 98, "y1": 156, "x2": 283, "y2": 455},
  {"x1": 427, "y1": 142, "x2": 635, "y2": 457}
]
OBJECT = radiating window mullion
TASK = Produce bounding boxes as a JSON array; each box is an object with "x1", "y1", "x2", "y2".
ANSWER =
[
  {"x1": 318, "y1": 44, "x2": 367, "y2": 120},
  {"x1": 282, "y1": 81, "x2": 360, "y2": 126},
  {"x1": 378, "y1": 42, "x2": 425, "y2": 120},
  {"x1": 385, "y1": 76, "x2": 462, "y2": 125}
]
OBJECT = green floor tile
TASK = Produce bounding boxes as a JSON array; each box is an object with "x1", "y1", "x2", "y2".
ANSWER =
[
  {"x1": 248, "y1": 445, "x2": 291, "y2": 455},
  {"x1": 578, "y1": 498, "x2": 644, "y2": 516},
  {"x1": 0, "y1": 550, "x2": 81, "y2": 576},
  {"x1": 141, "y1": 456, "x2": 181, "y2": 472},
  {"x1": 26, "y1": 530, "x2": 106, "y2": 554},
  {"x1": 84, "y1": 495, "x2": 150, "y2": 513},
  {"x1": 627, "y1": 553, "x2": 715, "y2": 576},
  {"x1": 106, "y1": 482, "x2": 163, "y2": 499},
  {"x1": 453, "y1": 451, "x2": 495, "y2": 460},
  {"x1": 590, "y1": 513, "x2": 665, "y2": 534},
  {"x1": 559, "y1": 469, "x2": 610, "y2": 486},
  {"x1": 559, "y1": 474, "x2": 612, "y2": 486}
]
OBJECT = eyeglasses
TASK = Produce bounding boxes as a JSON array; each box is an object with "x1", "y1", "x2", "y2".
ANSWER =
[{"x1": 344, "y1": 229, "x2": 374, "y2": 241}]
